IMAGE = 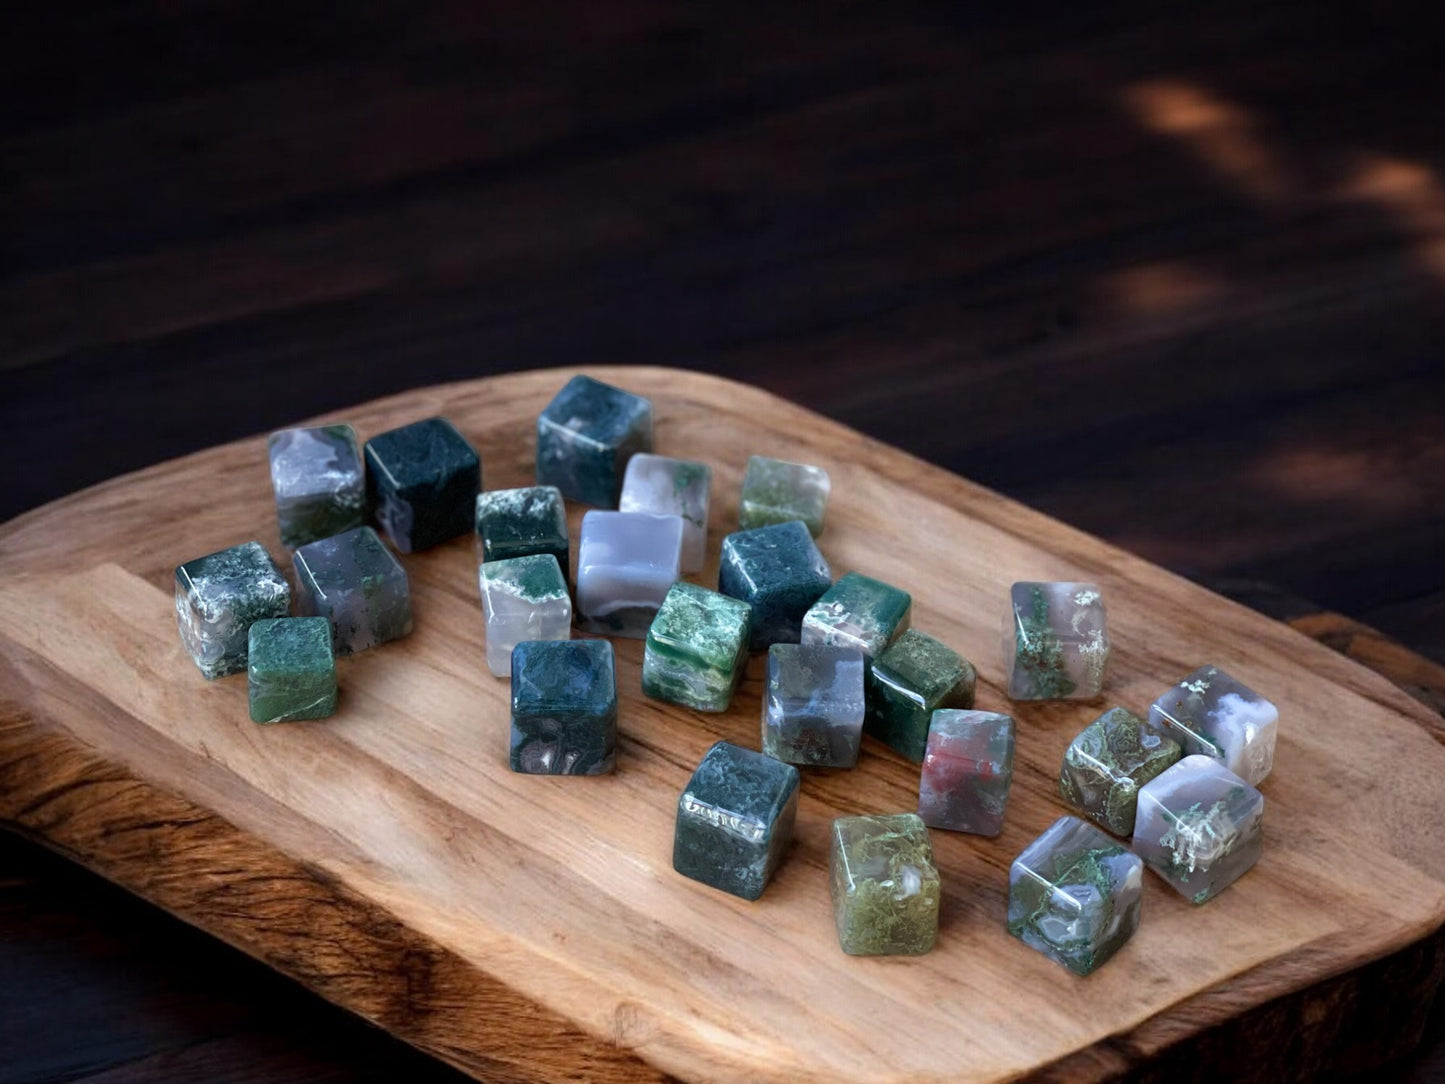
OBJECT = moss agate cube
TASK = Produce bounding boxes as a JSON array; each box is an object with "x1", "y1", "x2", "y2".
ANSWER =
[
  {"x1": 738, "y1": 455, "x2": 830, "y2": 537},
  {"x1": 1005, "y1": 581, "x2": 1110, "y2": 701},
  {"x1": 642, "y1": 583, "x2": 751, "y2": 712},
  {"x1": 175, "y1": 541, "x2": 291, "y2": 679},
  {"x1": 762, "y1": 644, "x2": 867, "y2": 768},
  {"x1": 918, "y1": 710, "x2": 1016, "y2": 836},
  {"x1": 479, "y1": 554, "x2": 572, "y2": 678},
  {"x1": 293, "y1": 526, "x2": 412, "y2": 655},
  {"x1": 475, "y1": 486, "x2": 569, "y2": 575},
  {"x1": 1133, "y1": 755, "x2": 1264, "y2": 904},
  {"x1": 718, "y1": 521, "x2": 831, "y2": 651},
  {"x1": 247, "y1": 617, "x2": 337, "y2": 723},
  {"x1": 619, "y1": 454, "x2": 712, "y2": 573},
  {"x1": 1008, "y1": 815, "x2": 1143, "y2": 976},
  {"x1": 576, "y1": 511, "x2": 683, "y2": 637},
  {"x1": 536, "y1": 375, "x2": 652, "y2": 507},
  {"x1": 1060, "y1": 707, "x2": 1182, "y2": 837},
  {"x1": 364, "y1": 417, "x2": 481, "y2": 553},
  {"x1": 801, "y1": 571, "x2": 911, "y2": 662},
  {"x1": 865, "y1": 629, "x2": 976, "y2": 763},
  {"x1": 830, "y1": 813, "x2": 940, "y2": 956},
  {"x1": 267, "y1": 424, "x2": 365, "y2": 550},
  {"x1": 510, "y1": 639, "x2": 617, "y2": 775},
  {"x1": 673, "y1": 741, "x2": 800, "y2": 900},
  {"x1": 1148, "y1": 665, "x2": 1278, "y2": 786}
]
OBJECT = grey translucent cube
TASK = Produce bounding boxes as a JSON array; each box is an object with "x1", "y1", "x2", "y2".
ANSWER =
[
  {"x1": 479, "y1": 554, "x2": 572, "y2": 678},
  {"x1": 1004, "y1": 581, "x2": 1110, "y2": 701},
  {"x1": 293, "y1": 526, "x2": 413, "y2": 655},
  {"x1": 619, "y1": 453, "x2": 712, "y2": 572},
  {"x1": 762, "y1": 643, "x2": 867, "y2": 768},
  {"x1": 1148, "y1": 665, "x2": 1278, "y2": 786},
  {"x1": 174, "y1": 541, "x2": 292, "y2": 679},
  {"x1": 576, "y1": 510, "x2": 683, "y2": 638},
  {"x1": 267, "y1": 424, "x2": 366, "y2": 549}
]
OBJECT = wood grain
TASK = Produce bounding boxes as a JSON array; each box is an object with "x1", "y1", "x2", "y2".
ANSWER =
[{"x1": 1, "y1": 366, "x2": 1441, "y2": 1083}]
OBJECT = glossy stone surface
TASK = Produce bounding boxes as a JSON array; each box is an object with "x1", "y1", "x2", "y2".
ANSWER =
[
  {"x1": 673, "y1": 741, "x2": 800, "y2": 900},
  {"x1": 474, "y1": 485, "x2": 569, "y2": 575},
  {"x1": 536, "y1": 374, "x2": 652, "y2": 507},
  {"x1": 830, "y1": 813, "x2": 940, "y2": 956},
  {"x1": 267, "y1": 424, "x2": 365, "y2": 549},
  {"x1": 762, "y1": 643, "x2": 867, "y2": 768},
  {"x1": 479, "y1": 554, "x2": 572, "y2": 678},
  {"x1": 1004, "y1": 581, "x2": 1110, "y2": 700},
  {"x1": 917, "y1": 710, "x2": 1016, "y2": 836},
  {"x1": 619, "y1": 453, "x2": 712, "y2": 572},
  {"x1": 247, "y1": 617, "x2": 337, "y2": 723},
  {"x1": 576, "y1": 511, "x2": 683, "y2": 637},
  {"x1": 1148, "y1": 665, "x2": 1278, "y2": 786},
  {"x1": 738, "y1": 455, "x2": 830, "y2": 536},
  {"x1": 174, "y1": 541, "x2": 291, "y2": 679},
  {"x1": 364, "y1": 416, "x2": 481, "y2": 553},
  {"x1": 801, "y1": 571, "x2": 911, "y2": 662},
  {"x1": 717, "y1": 520, "x2": 831, "y2": 651},
  {"x1": 641, "y1": 582, "x2": 751, "y2": 712},
  {"x1": 509, "y1": 639, "x2": 617, "y2": 775},
  {"x1": 865, "y1": 629, "x2": 976, "y2": 763},
  {"x1": 293, "y1": 526, "x2": 412, "y2": 655},
  {"x1": 1008, "y1": 815, "x2": 1143, "y2": 976},
  {"x1": 1134, "y1": 754, "x2": 1265, "y2": 904},
  {"x1": 1060, "y1": 707, "x2": 1182, "y2": 837}
]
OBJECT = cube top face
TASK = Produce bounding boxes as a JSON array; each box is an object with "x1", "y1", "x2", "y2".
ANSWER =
[
  {"x1": 364, "y1": 416, "x2": 481, "y2": 553},
  {"x1": 174, "y1": 540, "x2": 292, "y2": 679},
  {"x1": 292, "y1": 526, "x2": 412, "y2": 655},
  {"x1": 479, "y1": 554, "x2": 572, "y2": 678},
  {"x1": 682, "y1": 740, "x2": 801, "y2": 828},
  {"x1": 510, "y1": 639, "x2": 618, "y2": 775},
  {"x1": 1008, "y1": 814, "x2": 1144, "y2": 976},
  {"x1": 267, "y1": 425, "x2": 366, "y2": 550},
  {"x1": 619, "y1": 453, "x2": 712, "y2": 572},
  {"x1": 1006, "y1": 581, "x2": 1110, "y2": 701},
  {"x1": 1060, "y1": 707, "x2": 1183, "y2": 837},
  {"x1": 576, "y1": 511, "x2": 684, "y2": 637},
  {"x1": 738, "y1": 454, "x2": 830, "y2": 537},
  {"x1": 763, "y1": 643, "x2": 868, "y2": 768},
  {"x1": 1148, "y1": 665, "x2": 1278, "y2": 786},
  {"x1": 717, "y1": 521, "x2": 832, "y2": 651},
  {"x1": 1134, "y1": 755, "x2": 1265, "y2": 904},
  {"x1": 246, "y1": 617, "x2": 337, "y2": 723},
  {"x1": 918, "y1": 710, "x2": 1016, "y2": 836},
  {"x1": 475, "y1": 486, "x2": 569, "y2": 566},
  {"x1": 829, "y1": 813, "x2": 940, "y2": 955},
  {"x1": 801, "y1": 571, "x2": 912, "y2": 661},
  {"x1": 643, "y1": 582, "x2": 751, "y2": 712},
  {"x1": 479, "y1": 553, "x2": 570, "y2": 607},
  {"x1": 536, "y1": 375, "x2": 653, "y2": 508},
  {"x1": 866, "y1": 629, "x2": 977, "y2": 763}
]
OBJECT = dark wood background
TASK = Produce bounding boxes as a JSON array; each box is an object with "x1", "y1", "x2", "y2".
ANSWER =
[{"x1": 2, "y1": 2, "x2": 1442, "y2": 1081}]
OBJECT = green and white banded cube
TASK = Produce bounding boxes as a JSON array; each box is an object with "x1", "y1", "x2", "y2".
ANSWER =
[
  {"x1": 642, "y1": 582, "x2": 751, "y2": 712},
  {"x1": 247, "y1": 617, "x2": 337, "y2": 723},
  {"x1": 479, "y1": 554, "x2": 572, "y2": 678},
  {"x1": 801, "y1": 571, "x2": 911, "y2": 662},
  {"x1": 738, "y1": 455, "x2": 830, "y2": 537}
]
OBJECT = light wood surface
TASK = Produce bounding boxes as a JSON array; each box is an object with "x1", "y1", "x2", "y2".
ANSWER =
[{"x1": 1, "y1": 367, "x2": 1441, "y2": 1084}]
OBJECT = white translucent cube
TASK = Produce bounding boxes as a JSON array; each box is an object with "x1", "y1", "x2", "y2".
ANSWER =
[
  {"x1": 479, "y1": 554, "x2": 572, "y2": 677},
  {"x1": 576, "y1": 511, "x2": 683, "y2": 637},
  {"x1": 619, "y1": 453, "x2": 712, "y2": 573}
]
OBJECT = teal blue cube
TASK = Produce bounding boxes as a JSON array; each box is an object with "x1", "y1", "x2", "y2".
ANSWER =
[
  {"x1": 510, "y1": 639, "x2": 617, "y2": 775},
  {"x1": 536, "y1": 375, "x2": 652, "y2": 507},
  {"x1": 364, "y1": 417, "x2": 481, "y2": 553},
  {"x1": 718, "y1": 521, "x2": 831, "y2": 651},
  {"x1": 247, "y1": 617, "x2": 337, "y2": 723}
]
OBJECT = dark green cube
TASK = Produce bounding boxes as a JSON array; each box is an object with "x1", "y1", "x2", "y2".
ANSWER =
[
  {"x1": 364, "y1": 416, "x2": 481, "y2": 553},
  {"x1": 717, "y1": 521, "x2": 831, "y2": 651},
  {"x1": 247, "y1": 617, "x2": 337, "y2": 723},
  {"x1": 865, "y1": 629, "x2": 976, "y2": 762},
  {"x1": 510, "y1": 639, "x2": 617, "y2": 775},
  {"x1": 474, "y1": 485, "x2": 570, "y2": 574},
  {"x1": 536, "y1": 375, "x2": 652, "y2": 507}
]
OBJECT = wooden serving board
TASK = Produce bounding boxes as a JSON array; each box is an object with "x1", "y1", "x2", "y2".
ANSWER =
[{"x1": 1, "y1": 367, "x2": 1441, "y2": 1084}]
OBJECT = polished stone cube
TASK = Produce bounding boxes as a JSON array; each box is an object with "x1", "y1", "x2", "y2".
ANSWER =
[
  {"x1": 830, "y1": 813, "x2": 940, "y2": 956},
  {"x1": 364, "y1": 417, "x2": 481, "y2": 553},
  {"x1": 293, "y1": 526, "x2": 412, "y2": 655},
  {"x1": 1005, "y1": 581, "x2": 1110, "y2": 700},
  {"x1": 1060, "y1": 707, "x2": 1182, "y2": 837},
  {"x1": 268, "y1": 424, "x2": 366, "y2": 550},
  {"x1": 641, "y1": 582, "x2": 751, "y2": 712},
  {"x1": 801, "y1": 571, "x2": 911, "y2": 662},
  {"x1": 1133, "y1": 755, "x2": 1264, "y2": 904},
  {"x1": 474, "y1": 485, "x2": 569, "y2": 575},
  {"x1": 1008, "y1": 815, "x2": 1143, "y2": 975},
  {"x1": 717, "y1": 521, "x2": 831, "y2": 651},
  {"x1": 247, "y1": 617, "x2": 337, "y2": 723},
  {"x1": 619, "y1": 453, "x2": 712, "y2": 573},
  {"x1": 673, "y1": 741, "x2": 800, "y2": 900},
  {"x1": 536, "y1": 375, "x2": 652, "y2": 507},
  {"x1": 479, "y1": 555, "x2": 572, "y2": 678},
  {"x1": 865, "y1": 629, "x2": 976, "y2": 763},
  {"x1": 738, "y1": 455, "x2": 830, "y2": 537},
  {"x1": 510, "y1": 639, "x2": 617, "y2": 775},
  {"x1": 576, "y1": 511, "x2": 683, "y2": 637},
  {"x1": 1148, "y1": 665, "x2": 1278, "y2": 786},
  {"x1": 175, "y1": 541, "x2": 292, "y2": 679},
  {"x1": 762, "y1": 643, "x2": 867, "y2": 768},
  {"x1": 918, "y1": 710, "x2": 1016, "y2": 836}
]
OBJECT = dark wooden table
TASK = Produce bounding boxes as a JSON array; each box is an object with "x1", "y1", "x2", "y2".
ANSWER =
[{"x1": 3, "y1": 2, "x2": 1443, "y2": 1081}]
